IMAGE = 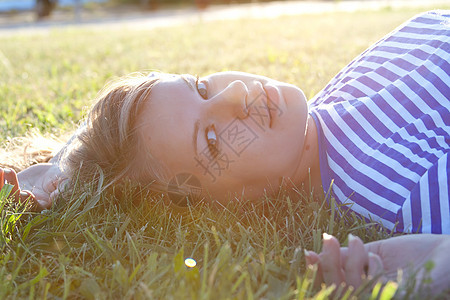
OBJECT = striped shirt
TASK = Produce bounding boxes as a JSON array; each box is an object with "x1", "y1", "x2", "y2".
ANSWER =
[{"x1": 308, "y1": 10, "x2": 450, "y2": 234}]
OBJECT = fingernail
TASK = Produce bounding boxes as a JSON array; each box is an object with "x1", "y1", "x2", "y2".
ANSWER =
[
  {"x1": 304, "y1": 249, "x2": 310, "y2": 257},
  {"x1": 323, "y1": 233, "x2": 332, "y2": 240},
  {"x1": 20, "y1": 191, "x2": 29, "y2": 197},
  {"x1": 348, "y1": 233, "x2": 356, "y2": 243}
]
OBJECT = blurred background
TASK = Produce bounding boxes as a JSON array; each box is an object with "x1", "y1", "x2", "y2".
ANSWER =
[
  {"x1": 1, "y1": 0, "x2": 446, "y2": 29},
  {"x1": 0, "y1": 0, "x2": 325, "y2": 28},
  {"x1": 1, "y1": 0, "x2": 308, "y2": 20},
  {"x1": 0, "y1": 0, "x2": 296, "y2": 32}
]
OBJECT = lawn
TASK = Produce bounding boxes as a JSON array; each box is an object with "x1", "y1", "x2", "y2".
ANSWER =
[{"x1": 0, "y1": 5, "x2": 448, "y2": 299}]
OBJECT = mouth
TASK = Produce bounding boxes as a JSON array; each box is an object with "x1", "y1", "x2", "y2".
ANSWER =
[
  {"x1": 263, "y1": 86, "x2": 272, "y2": 128},
  {"x1": 264, "y1": 84, "x2": 281, "y2": 128}
]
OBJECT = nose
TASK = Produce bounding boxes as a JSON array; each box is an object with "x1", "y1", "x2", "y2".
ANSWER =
[{"x1": 206, "y1": 80, "x2": 249, "y2": 119}]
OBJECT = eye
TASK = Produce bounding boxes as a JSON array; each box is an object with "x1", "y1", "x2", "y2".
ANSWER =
[
  {"x1": 196, "y1": 77, "x2": 208, "y2": 100},
  {"x1": 206, "y1": 125, "x2": 219, "y2": 158}
]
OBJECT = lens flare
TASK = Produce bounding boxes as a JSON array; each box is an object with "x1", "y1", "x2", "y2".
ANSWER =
[{"x1": 184, "y1": 258, "x2": 197, "y2": 268}]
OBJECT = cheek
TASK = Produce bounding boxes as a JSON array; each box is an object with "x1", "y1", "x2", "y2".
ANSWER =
[
  {"x1": 252, "y1": 131, "x2": 301, "y2": 166},
  {"x1": 195, "y1": 154, "x2": 287, "y2": 202}
]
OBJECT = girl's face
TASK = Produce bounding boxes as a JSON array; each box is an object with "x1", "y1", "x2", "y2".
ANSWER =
[{"x1": 136, "y1": 71, "x2": 308, "y2": 203}]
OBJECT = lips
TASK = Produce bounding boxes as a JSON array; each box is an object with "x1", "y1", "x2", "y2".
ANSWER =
[
  {"x1": 262, "y1": 87, "x2": 272, "y2": 127},
  {"x1": 264, "y1": 84, "x2": 280, "y2": 105},
  {"x1": 263, "y1": 84, "x2": 280, "y2": 128}
]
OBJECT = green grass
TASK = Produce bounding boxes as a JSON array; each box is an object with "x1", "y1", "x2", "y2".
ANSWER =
[
  {"x1": 1, "y1": 7, "x2": 435, "y2": 140},
  {"x1": 0, "y1": 6, "x2": 449, "y2": 299}
]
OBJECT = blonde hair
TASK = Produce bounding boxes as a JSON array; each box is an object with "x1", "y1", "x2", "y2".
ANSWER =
[{"x1": 61, "y1": 73, "x2": 169, "y2": 194}]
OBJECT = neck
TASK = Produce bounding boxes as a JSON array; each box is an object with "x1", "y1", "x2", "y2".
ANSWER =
[{"x1": 290, "y1": 114, "x2": 323, "y2": 200}]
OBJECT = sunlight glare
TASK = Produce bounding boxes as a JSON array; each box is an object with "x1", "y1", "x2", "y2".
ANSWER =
[{"x1": 184, "y1": 258, "x2": 197, "y2": 268}]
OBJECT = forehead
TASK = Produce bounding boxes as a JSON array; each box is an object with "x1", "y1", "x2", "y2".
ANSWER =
[
  {"x1": 204, "y1": 71, "x2": 271, "y2": 82},
  {"x1": 135, "y1": 75, "x2": 197, "y2": 171},
  {"x1": 154, "y1": 71, "x2": 272, "y2": 87},
  {"x1": 139, "y1": 75, "x2": 195, "y2": 133},
  {"x1": 151, "y1": 74, "x2": 195, "y2": 93}
]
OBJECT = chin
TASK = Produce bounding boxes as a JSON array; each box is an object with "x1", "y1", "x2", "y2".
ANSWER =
[{"x1": 287, "y1": 86, "x2": 307, "y2": 106}]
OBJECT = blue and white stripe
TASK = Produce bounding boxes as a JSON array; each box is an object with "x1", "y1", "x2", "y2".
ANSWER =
[{"x1": 309, "y1": 10, "x2": 450, "y2": 234}]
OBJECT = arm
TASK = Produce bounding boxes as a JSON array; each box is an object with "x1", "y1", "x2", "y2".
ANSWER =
[{"x1": 305, "y1": 233, "x2": 450, "y2": 296}]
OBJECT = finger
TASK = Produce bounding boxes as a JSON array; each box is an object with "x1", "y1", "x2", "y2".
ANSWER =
[
  {"x1": 304, "y1": 250, "x2": 323, "y2": 289},
  {"x1": 43, "y1": 174, "x2": 67, "y2": 195},
  {"x1": 367, "y1": 252, "x2": 384, "y2": 279},
  {"x1": 35, "y1": 200, "x2": 51, "y2": 211},
  {"x1": 56, "y1": 177, "x2": 69, "y2": 195},
  {"x1": 304, "y1": 249, "x2": 319, "y2": 265},
  {"x1": 21, "y1": 190, "x2": 53, "y2": 212},
  {"x1": 18, "y1": 190, "x2": 40, "y2": 210},
  {"x1": 0, "y1": 167, "x2": 4, "y2": 191},
  {"x1": 345, "y1": 234, "x2": 369, "y2": 288},
  {"x1": 3, "y1": 168, "x2": 20, "y2": 201},
  {"x1": 37, "y1": 196, "x2": 52, "y2": 211},
  {"x1": 50, "y1": 189, "x2": 59, "y2": 202},
  {"x1": 319, "y1": 233, "x2": 345, "y2": 286},
  {"x1": 43, "y1": 177, "x2": 57, "y2": 194},
  {"x1": 47, "y1": 178, "x2": 68, "y2": 208},
  {"x1": 364, "y1": 252, "x2": 389, "y2": 292},
  {"x1": 19, "y1": 190, "x2": 35, "y2": 202},
  {"x1": 340, "y1": 247, "x2": 349, "y2": 268}
]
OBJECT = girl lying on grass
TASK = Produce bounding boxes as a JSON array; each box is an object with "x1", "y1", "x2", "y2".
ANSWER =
[{"x1": 1, "y1": 10, "x2": 449, "y2": 295}]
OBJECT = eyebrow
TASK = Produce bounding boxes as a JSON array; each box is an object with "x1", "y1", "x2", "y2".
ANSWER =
[
  {"x1": 193, "y1": 119, "x2": 200, "y2": 155},
  {"x1": 180, "y1": 74, "x2": 195, "y2": 91},
  {"x1": 180, "y1": 75, "x2": 199, "y2": 155}
]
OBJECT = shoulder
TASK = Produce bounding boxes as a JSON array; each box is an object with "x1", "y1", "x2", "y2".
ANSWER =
[
  {"x1": 400, "y1": 10, "x2": 450, "y2": 30},
  {"x1": 414, "y1": 10, "x2": 450, "y2": 21}
]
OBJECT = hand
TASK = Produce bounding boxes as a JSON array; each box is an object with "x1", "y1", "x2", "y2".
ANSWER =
[
  {"x1": 304, "y1": 233, "x2": 450, "y2": 295},
  {"x1": 1, "y1": 167, "x2": 36, "y2": 209},
  {"x1": 1, "y1": 164, "x2": 66, "y2": 211}
]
